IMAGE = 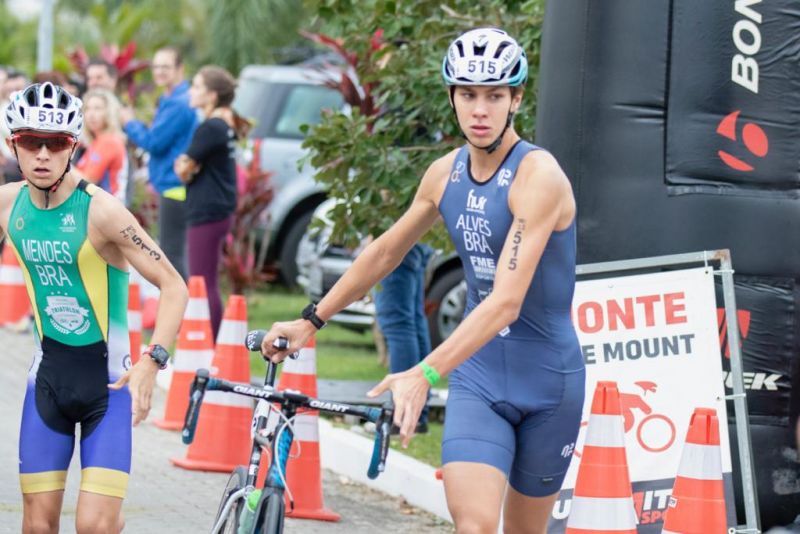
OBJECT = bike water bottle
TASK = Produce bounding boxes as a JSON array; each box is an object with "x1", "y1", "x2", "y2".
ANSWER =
[{"x1": 237, "y1": 488, "x2": 262, "y2": 534}]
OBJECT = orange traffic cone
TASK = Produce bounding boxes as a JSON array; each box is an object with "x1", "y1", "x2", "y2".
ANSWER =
[
  {"x1": 258, "y1": 336, "x2": 339, "y2": 521},
  {"x1": 128, "y1": 282, "x2": 142, "y2": 366},
  {"x1": 661, "y1": 407, "x2": 727, "y2": 533},
  {"x1": 171, "y1": 294, "x2": 252, "y2": 472},
  {"x1": 154, "y1": 276, "x2": 215, "y2": 430},
  {"x1": 0, "y1": 245, "x2": 31, "y2": 326},
  {"x1": 566, "y1": 381, "x2": 637, "y2": 534}
]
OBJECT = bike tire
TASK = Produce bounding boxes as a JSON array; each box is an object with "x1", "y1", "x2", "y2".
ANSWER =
[
  {"x1": 260, "y1": 492, "x2": 285, "y2": 534},
  {"x1": 214, "y1": 465, "x2": 247, "y2": 533}
]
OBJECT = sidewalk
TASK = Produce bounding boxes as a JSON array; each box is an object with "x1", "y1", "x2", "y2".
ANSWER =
[{"x1": 0, "y1": 328, "x2": 452, "y2": 533}]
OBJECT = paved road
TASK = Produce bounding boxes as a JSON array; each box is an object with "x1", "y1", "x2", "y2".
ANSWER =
[{"x1": 0, "y1": 328, "x2": 453, "y2": 533}]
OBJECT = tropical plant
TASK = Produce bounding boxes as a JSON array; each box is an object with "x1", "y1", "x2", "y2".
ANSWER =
[{"x1": 301, "y1": 0, "x2": 545, "y2": 248}]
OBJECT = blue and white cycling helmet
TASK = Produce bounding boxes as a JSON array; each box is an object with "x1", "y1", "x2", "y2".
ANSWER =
[
  {"x1": 4, "y1": 82, "x2": 83, "y2": 137},
  {"x1": 442, "y1": 28, "x2": 528, "y2": 87}
]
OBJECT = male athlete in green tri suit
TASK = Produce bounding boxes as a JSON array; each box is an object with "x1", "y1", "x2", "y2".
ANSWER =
[{"x1": 0, "y1": 82, "x2": 188, "y2": 533}]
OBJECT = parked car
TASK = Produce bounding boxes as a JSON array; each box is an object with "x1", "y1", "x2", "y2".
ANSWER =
[
  {"x1": 233, "y1": 64, "x2": 345, "y2": 286},
  {"x1": 296, "y1": 199, "x2": 466, "y2": 346}
]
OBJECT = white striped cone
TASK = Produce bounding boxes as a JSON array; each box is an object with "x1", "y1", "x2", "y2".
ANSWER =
[
  {"x1": 171, "y1": 295, "x2": 252, "y2": 472},
  {"x1": 566, "y1": 381, "x2": 637, "y2": 534},
  {"x1": 155, "y1": 276, "x2": 215, "y2": 430}
]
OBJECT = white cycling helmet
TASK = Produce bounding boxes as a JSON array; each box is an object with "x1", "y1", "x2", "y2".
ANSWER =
[
  {"x1": 4, "y1": 82, "x2": 83, "y2": 137},
  {"x1": 442, "y1": 28, "x2": 528, "y2": 87}
]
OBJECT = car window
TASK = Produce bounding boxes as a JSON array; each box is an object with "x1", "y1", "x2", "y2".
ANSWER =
[
  {"x1": 233, "y1": 77, "x2": 277, "y2": 139},
  {"x1": 273, "y1": 85, "x2": 344, "y2": 139}
]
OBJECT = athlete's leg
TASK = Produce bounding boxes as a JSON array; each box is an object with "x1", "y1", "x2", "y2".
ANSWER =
[
  {"x1": 443, "y1": 462, "x2": 507, "y2": 533},
  {"x1": 502, "y1": 487, "x2": 559, "y2": 534},
  {"x1": 75, "y1": 492, "x2": 124, "y2": 534},
  {"x1": 77, "y1": 387, "x2": 132, "y2": 533},
  {"x1": 22, "y1": 492, "x2": 63, "y2": 534},
  {"x1": 442, "y1": 380, "x2": 516, "y2": 533},
  {"x1": 19, "y1": 378, "x2": 74, "y2": 534}
]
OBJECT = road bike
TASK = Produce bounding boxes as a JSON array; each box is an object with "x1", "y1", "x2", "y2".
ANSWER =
[{"x1": 182, "y1": 331, "x2": 393, "y2": 533}]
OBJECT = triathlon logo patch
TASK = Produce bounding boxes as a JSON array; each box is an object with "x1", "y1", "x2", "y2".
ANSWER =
[
  {"x1": 60, "y1": 213, "x2": 77, "y2": 233},
  {"x1": 44, "y1": 295, "x2": 91, "y2": 335},
  {"x1": 716, "y1": 110, "x2": 769, "y2": 172}
]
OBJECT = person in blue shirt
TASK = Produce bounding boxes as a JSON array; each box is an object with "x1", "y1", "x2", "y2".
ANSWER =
[{"x1": 121, "y1": 46, "x2": 197, "y2": 280}]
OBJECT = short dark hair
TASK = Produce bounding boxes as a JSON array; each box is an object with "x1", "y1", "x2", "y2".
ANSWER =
[
  {"x1": 87, "y1": 58, "x2": 118, "y2": 79},
  {"x1": 155, "y1": 46, "x2": 183, "y2": 67}
]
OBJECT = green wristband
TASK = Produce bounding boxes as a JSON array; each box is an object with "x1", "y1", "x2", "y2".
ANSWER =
[{"x1": 418, "y1": 362, "x2": 440, "y2": 387}]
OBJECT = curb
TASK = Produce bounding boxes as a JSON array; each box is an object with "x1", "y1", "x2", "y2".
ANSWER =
[{"x1": 318, "y1": 418, "x2": 452, "y2": 522}]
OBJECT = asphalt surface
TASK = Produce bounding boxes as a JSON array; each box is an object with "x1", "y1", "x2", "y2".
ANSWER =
[{"x1": 0, "y1": 328, "x2": 453, "y2": 533}]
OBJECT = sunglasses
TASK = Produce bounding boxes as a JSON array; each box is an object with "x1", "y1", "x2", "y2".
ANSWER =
[{"x1": 12, "y1": 133, "x2": 77, "y2": 153}]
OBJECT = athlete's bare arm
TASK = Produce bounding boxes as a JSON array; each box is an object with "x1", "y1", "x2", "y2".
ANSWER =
[
  {"x1": 370, "y1": 150, "x2": 576, "y2": 441},
  {"x1": 260, "y1": 149, "x2": 458, "y2": 360},
  {"x1": 0, "y1": 181, "x2": 25, "y2": 244},
  {"x1": 89, "y1": 192, "x2": 189, "y2": 424}
]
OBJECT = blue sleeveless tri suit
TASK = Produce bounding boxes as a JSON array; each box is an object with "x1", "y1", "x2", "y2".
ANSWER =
[{"x1": 438, "y1": 140, "x2": 585, "y2": 496}]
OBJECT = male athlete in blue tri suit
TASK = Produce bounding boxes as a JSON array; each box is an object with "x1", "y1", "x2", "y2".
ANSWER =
[{"x1": 261, "y1": 28, "x2": 584, "y2": 533}]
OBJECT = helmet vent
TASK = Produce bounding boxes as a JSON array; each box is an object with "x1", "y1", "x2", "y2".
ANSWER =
[
  {"x1": 43, "y1": 83, "x2": 53, "y2": 99},
  {"x1": 59, "y1": 92, "x2": 69, "y2": 109},
  {"x1": 473, "y1": 44, "x2": 487, "y2": 57},
  {"x1": 455, "y1": 40, "x2": 465, "y2": 57},
  {"x1": 494, "y1": 42, "x2": 511, "y2": 59},
  {"x1": 25, "y1": 90, "x2": 37, "y2": 106}
]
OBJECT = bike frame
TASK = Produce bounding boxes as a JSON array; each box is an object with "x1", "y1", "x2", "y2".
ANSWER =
[{"x1": 185, "y1": 357, "x2": 392, "y2": 534}]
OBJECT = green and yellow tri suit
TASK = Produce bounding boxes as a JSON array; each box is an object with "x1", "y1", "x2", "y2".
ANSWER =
[{"x1": 7, "y1": 180, "x2": 132, "y2": 498}]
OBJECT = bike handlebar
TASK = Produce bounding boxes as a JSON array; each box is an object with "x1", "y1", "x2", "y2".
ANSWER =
[
  {"x1": 181, "y1": 368, "x2": 209, "y2": 444},
  {"x1": 180, "y1": 331, "x2": 394, "y2": 480}
]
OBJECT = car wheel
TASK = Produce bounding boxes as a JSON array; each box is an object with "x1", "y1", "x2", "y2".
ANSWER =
[
  {"x1": 426, "y1": 268, "x2": 466, "y2": 348},
  {"x1": 278, "y1": 210, "x2": 314, "y2": 288}
]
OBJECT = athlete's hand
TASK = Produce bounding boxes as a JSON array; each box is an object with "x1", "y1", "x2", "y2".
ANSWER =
[
  {"x1": 367, "y1": 366, "x2": 430, "y2": 448},
  {"x1": 108, "y1": 359, "x2": 159, "y2": 426},
  {"x1": 260, "y1": 319, "x2": 316, "y2": 363}
]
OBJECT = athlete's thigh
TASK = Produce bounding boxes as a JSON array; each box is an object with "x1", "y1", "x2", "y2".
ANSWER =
[
  {"x1": 502, "y1": 485, "x2": 559, "y2": 534},
  {"x1": 443, "y1": 462, "x2": 507, "y2": 533},
  {"x1": 75, "y1": 491, "x2": 124, "y2": 534},
  {"x1": 442, "y1": 381, "x2": 516, "y2": 477},
  {"x1": 19, "y1": 382, "x2": 75, "y2": 495},
  {"x1": 509, "y1": 368, "x2": 584, "y2": 498},
  {"x1": 79, "y1": 387, "x2": 132, "y2": 499}
]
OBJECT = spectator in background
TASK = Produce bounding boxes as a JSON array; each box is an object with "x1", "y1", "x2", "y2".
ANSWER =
[
  {"x1": 121, "y1": 46, "x2": 197, "y2": 280},
  {"x1": 174, "y1": 65, "x2": 245, "y2": 338},
  {"x1": 0, "y1": 69, "x2": 29, "y2": 184},
  {"x1": 373, "y1": 242, "x2": 434, "y2": 434},
  {"x1": 73, "y1": 89, "x2": 129, "y2": 202},
  {"x1": 86, "y1": 58, "x2": 118, "y2": 93}
]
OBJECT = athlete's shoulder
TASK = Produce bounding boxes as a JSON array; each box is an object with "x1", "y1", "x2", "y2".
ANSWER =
[
  {"x1": 423, "y1": 148, "x2": 460, "y2": 181},
  {"x1": 518, "y1": 146, "x2": 570, "y2": 191},
  {"x1": 0, "y1": 181, "x2": 25, "y2": 204}
]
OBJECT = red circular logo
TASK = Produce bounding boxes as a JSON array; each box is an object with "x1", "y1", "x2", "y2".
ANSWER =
[{"x1": 716, "y1": 110, "x2": 769, "y2": 172}]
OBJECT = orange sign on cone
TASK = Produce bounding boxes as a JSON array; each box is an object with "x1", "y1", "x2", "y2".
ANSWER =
[
  {"x1": 154, "y1": 276, "x2": 215, "y2": 430},
  {"x1": 0, "y1": 245, "x2": 31, "y2": 326},
  {"x1": 171, "y1": 294, "x2": 252, "y2": 472},
  {"x1": 128, "y1": 282, "x2": 143, "y2": 366},
  {"x1": 566, "y1": 381, "x2": 637, "y2": 534},
  {"x1": 662, "y1": 407, "x2": 727, "y2": 534},
  {"x1": 258, "y1": 336, "x2": 339, "y2": 522}
]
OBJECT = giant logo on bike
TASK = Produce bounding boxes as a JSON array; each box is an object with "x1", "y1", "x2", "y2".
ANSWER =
[{"x1": 547, "y1": 268, "x2": 735, "y2": 533}]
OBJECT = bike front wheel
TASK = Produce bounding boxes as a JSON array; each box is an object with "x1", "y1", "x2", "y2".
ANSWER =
[
  {"x1": 214, "y1": 466, "x2": 247, "y2": 533},
  {"x1": 260, "y1": 492, "x2": 285, "y2": 534}
]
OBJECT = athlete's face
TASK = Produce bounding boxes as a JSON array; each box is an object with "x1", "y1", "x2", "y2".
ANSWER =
[
  {"x1": 84, "y1": 95, "x2": 109, "y2": 135},
  {"x1": 7, "y1": 132, "x2": 76, "y2": 186},
  {"x1": 451, "y1": 86, "x2": 523, "y2": 144}
]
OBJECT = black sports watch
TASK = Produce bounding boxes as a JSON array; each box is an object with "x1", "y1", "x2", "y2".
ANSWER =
[
  {"x1": 143, "y1": 344, "x2": 169, "y2": 370},
  {"x1": 301, "y1": 303, "x2": 326, "y2": 330}
]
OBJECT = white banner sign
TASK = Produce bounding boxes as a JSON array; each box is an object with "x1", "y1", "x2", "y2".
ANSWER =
[{"x1": 551, "y1": 267, "x2": 733, "y2": 531}]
